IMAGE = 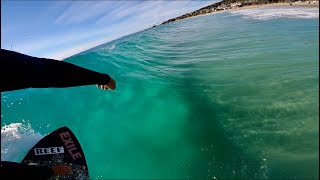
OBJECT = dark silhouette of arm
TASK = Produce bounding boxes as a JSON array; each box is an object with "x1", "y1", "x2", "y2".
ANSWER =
[
  {"x1": 1, "y1": 161, "x2": 54, "y2": 179},
  {"x1": 1, "y1": 49, "x2": 111, "y2": 92}
]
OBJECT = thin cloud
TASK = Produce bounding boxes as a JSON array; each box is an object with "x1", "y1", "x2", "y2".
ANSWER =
[
  {"x1": 55, "y1": 1, "x2": 114, "y2": 25},
  {"x1": 44, "y1": 37, "x2": 117, "y2": 60},
  {"x1": 96, "y1": 1, "x2": 157, "y2": 25},
  {"x1": 15, "y1": 27, "x2": 113, "y2": 55},
  {"x1": 4, "y1": 0, "x2": 217, "y2": 59}
]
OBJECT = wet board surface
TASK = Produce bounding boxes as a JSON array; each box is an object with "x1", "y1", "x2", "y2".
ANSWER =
[{"x1": 21, "y1": 127, "x2": 89, "y2": 180}]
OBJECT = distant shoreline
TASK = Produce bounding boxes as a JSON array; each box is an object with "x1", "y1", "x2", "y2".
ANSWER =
[
  {"x1": 228, "y1": 1, "x2": 318, "y2": 12},
  {"x1": 195, "y1": 2, "x2": 319, "y2": 18},
  {"x1": 158, "y1": 1, "x2": 319, "y2": 26}
]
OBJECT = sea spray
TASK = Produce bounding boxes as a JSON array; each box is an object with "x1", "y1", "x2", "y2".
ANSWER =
[{"x1": 1, "y1": 123, "x2": 43, "y2": 162}]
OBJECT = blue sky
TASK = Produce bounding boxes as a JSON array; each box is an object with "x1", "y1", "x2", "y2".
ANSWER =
[{"x1": 1, "y1": 0, "x2": 216, "y2": 60}]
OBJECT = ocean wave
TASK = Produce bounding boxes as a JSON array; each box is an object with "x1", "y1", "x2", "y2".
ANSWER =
[
  {"x1": 3, "y1": 10, "x2": 318, "y2": 179},
  {"x1": 229, "y1": 6, "x2": 319, "y2": 20},
  {"x1": 1, "y1": 123, "x2": 43, "y2": 162}
]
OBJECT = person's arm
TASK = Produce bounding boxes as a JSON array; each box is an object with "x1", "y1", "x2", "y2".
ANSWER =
[
  {"x1": 1, "y1": 161, "x2": 72, "y2": 179},
  {"x1": 1, "y1": 161, "x2": 54, "y2": 179},
  {"x1": 1, "y1": 49, "x2": 115, "y2": 92}
]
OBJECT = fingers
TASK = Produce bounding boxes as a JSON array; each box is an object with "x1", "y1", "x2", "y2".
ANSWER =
[
  {"x1": 62, "y1": 166, "x2": 72, "y2": 174},
  {"x1": 102, "y1": 85, "x2": 109, "y2": 90},
  {"x1": 96, "y1": 78, "x2": 116, "y2": 91},
  {"x1": 52, "y1": 165, "x2": 73, "y2": 175},
  {"x1": 65, "y1": 167, "x2": 73, "y2": 174},
  {"x1": 96, "y1": 84, "x2": 110, "y2": 90}
]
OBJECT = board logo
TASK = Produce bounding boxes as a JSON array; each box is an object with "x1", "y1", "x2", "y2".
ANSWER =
[
  {"x1": 34, "y1": 146, "x2": 64, "y2": 155},
  {"x1": 59, "y1": 131, "x2": 83, "y2": 160}
]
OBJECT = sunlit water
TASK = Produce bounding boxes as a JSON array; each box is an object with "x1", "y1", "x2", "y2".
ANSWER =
[{"x1": 2, "y1": 6, "x2": 319, "y2": 180}]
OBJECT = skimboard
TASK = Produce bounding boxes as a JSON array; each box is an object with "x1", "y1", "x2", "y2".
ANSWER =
[{"x1": 21, "y1": 126, "x2": 89, "y2": 179}]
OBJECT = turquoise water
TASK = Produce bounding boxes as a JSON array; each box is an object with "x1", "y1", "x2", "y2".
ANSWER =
[{"x1": 1, "y1": 6, "x2": 319, "y2": 180}]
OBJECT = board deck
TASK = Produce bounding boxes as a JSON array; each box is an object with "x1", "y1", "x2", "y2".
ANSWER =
[{"x1": 21, "y1": 127, "x2": 89, "y2": 180}]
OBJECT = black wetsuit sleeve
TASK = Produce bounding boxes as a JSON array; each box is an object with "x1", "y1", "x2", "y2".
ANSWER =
[
  {"x1": 1, "y1": 49, "x2": 111, "y2": 92},
  {"x1": 1, "y1": 161, "x2": 54, "y2": 179}
]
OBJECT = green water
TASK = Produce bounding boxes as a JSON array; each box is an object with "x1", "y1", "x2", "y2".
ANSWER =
[{"x1": 1, "y1": 7, "x2": 319, "y2": 180}]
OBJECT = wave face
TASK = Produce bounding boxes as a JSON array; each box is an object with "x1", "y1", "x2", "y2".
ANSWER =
[{"x1": 1, "y1": 6, "x2": 319, "y2": 180}]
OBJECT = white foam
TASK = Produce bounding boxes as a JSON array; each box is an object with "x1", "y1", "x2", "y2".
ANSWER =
[
  {"x1": 1, "y1": 123, "x2": 43, "y2": 162},
  {"x1": 109, "y1": 44, "x2": 116, "y2": 50},
  {"x1": 229, "y1": 6, "x2": 319, "y2": 20}
]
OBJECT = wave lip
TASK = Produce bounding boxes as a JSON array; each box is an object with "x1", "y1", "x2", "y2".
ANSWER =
[{"x1": 229, "y1": 7, "x2": 319, "y2": 20}]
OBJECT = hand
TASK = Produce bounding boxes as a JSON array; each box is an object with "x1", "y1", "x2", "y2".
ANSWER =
[
  {"x1": 97, "y1": 77, "x2": 116, "y2": 90},
  {"x1": 51, "y1": 165, "x2": 73, "y2": 175}
]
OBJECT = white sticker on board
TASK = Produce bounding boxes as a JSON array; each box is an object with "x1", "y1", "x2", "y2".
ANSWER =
[{"x1": 34, "y1": 147, "x2": 64, "y2": 155}]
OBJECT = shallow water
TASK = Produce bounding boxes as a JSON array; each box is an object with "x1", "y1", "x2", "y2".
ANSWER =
[{"x1": 2, "y1": 6, "x2": 319, "y2": 180}]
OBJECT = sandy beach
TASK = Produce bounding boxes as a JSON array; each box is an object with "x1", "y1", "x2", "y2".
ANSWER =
[
  {"x1": 191, "y1": 1, "x2": 319, "y2": 18},
  {"x1": 229, "y1": 1, "x2": 319, "y2": 11}
]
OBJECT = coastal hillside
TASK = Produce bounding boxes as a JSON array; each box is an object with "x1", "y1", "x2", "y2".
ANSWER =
[{"x1": 159, "y1": 0, "x2": 319, "y2": 25}]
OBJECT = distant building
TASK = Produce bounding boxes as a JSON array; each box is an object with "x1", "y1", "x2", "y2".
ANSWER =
[
  {"x1": 230, "y1": 2, "x2": 242, "y2": 7},
  {"x1": 217, "y1": 4, "x2": 227, "y2": 10},
  {"x1": 199, "y1": 9, "x2": 208, "y2": 14}
]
